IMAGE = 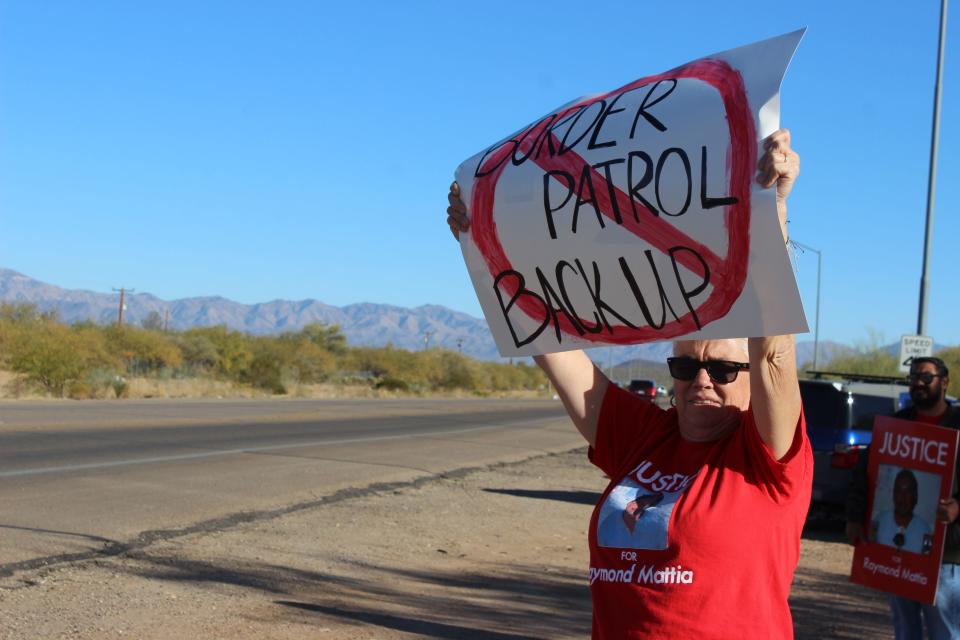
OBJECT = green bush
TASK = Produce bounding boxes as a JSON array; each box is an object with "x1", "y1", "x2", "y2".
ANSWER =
[
  {"x1": 7, "y1": 322, "x2": 91, "y2": 397},
  {"x1": 184, "y1": 326, "x2": 253, "y2": 378},
  {"x1": 375, "y1": 376, "x2": 410, "y2": 391},
  {"x1": 291, "y1": 340, "x2": 337, "y2": 383},
  {"x1": 174, "y1": 333, "x2": 220, "y2": 372},
  {"x1": 298, "y1": 323, "x2": 347, "y2": 355},
  {"x1": 0, "y1": 303, "x2": 551, "y2": 397},
  {"x1": 104, "y1": 325, "x2": 183, "y2": 374},
  {"x1": 241, "y1": 339, "x2": 291, "y2": 394}
]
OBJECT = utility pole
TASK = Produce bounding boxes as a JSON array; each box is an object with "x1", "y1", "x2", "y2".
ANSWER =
[
  {"x1": 917, "y1": 0, "x2": 948, "y2": 335},
  {"x1": 423, "y1": 330, "x2": 433, "y2": 351},
  {"x1": 163, "y1": 308, "x2": 170, "y2": 332},
  {"x1": 113, "y1": 287, "x2": 134, "y2": 326},
  {"x1": 456, "y1": 337, "x2": 464, "y2": 354}
]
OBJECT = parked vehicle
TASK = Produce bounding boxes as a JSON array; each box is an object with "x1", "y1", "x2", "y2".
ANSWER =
[
  {"x1": 628, "y1": 379, "x2": 658, "y2": 401},
  {"x1": 799, "y1": 374, "x2": 908, "y2": 506}
]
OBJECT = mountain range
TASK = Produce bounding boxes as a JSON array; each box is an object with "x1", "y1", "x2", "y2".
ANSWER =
[{"x1": 0, "y1": 267, "x2": 837, "y2": 366}]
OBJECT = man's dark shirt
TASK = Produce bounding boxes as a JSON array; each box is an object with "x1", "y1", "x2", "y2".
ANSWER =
[{"x1": 846, "y1": 405, "x2": 960, "y2": 563}]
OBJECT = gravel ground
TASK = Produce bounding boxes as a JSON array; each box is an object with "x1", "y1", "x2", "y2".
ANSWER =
[{"x1": 0, "y1": 448, "x2": 892, "y2": 639}]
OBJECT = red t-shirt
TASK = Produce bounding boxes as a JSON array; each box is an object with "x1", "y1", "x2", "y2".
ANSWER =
[
  {"x1": 587, "y1": 385, "x2": 812, "y2": 639},
  {"x1": 914, "y1": 411, "x2": 946, "y2": 425}
]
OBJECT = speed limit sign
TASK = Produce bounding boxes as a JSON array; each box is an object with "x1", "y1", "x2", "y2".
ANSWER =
[{"x1": 899, "y1": 335, "x2": 935, "y2": 373}]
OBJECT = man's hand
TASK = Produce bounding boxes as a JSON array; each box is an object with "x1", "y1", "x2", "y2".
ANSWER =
[
  {"x1": 446, "y1": 181, "x2": 469, "y2": 240},
  {"x1": 937, "y1": 498, "x2": 959, "y2": 524},
  {"x1": 756, "y1": 128, "x2": 800, "y2": 242},
  {"x1": 846, "y1": 521, "x2": 867, "y2": 546}
]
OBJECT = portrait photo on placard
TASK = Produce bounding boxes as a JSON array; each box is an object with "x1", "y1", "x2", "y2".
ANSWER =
[{"x1": 870, "y1": 464, "x2": 940, "y2": 555}]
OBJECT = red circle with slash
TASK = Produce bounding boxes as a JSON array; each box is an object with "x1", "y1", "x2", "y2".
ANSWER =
[{"x1": 469, "y1": 59, "x2": 756, "y2": 344}]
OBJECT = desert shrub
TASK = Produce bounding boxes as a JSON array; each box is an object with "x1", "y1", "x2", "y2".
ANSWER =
[
  {"x1": 298, "y1": 323, "x2": 347, "y2": 355},
  {"x1": 241, "y1": 339, "x2": 292, "y2": 394},
  {"x1": 140, "y1": 311, "x2": 164, "y2": 331},
  {"x1": 0, "y1": 304, "x2": 47, "y2": 364},
  {"x1": 813, "y1": 331, "x2": 899, "y2": 378},
  {"x1": 103, "y1": 325, "x2": 183, "y2": 374},
  {"x1": 935, "y1": 347, "x2": 960, "y2": 387},
  {"x1": 173, "y1": 332, "x2": 220, "y2": 372},
  {"x1": 7, "y1": 322, "x2": 91, "y2": 396},
  {"x1": 375, "y1": 376, "x2": 409, "y2": 391},
  {"x1": 71, "y1": 323, "x2": 118, "y2": 369},
  {"x1": 821, "y1": 349, "x2": 899, "y2": 378},
  {"x1": 345, "y1": 346, "x2": 416, "y2": 381},
  {"x1": 112, "y1": 376, "x2": 129, "y2": 398},
  {"x1": 0, "y1": 303, "x2": 43, "y2": 323},
  {"x1": 478, "y1": 360, "x2": 546, "y2": 392},
  {"x1": 291, "y1": 340, "x2": 337, "y2": 383},
  {"x1": 333, "y1": 372, "x2": 377, "y2": 387},
  {"x1": 67, "y1": 380, "x2": 92, "y2": 399},
  {"x1": 81, "y1": 367, "x2": 122, "y2": 398},
  {"x1": 182, "y1": 326, "x2": 253, "y2": 379},
  {"x1": 423, "y1": 349, "x2": 479, "y2": 390},
  {"x1": 0, "y1": 302, "x2": 551, "y2": 397}
]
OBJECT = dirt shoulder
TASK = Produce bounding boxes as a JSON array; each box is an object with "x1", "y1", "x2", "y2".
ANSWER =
[{"x1": 0, "y1": 448, "x2": 891, "y2": 639}]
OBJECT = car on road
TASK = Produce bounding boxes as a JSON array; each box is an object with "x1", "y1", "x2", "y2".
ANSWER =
[
  {"x1": 800, "y1": 374, "x2": 908, "y2": 506},
  {"x1": 628, "y1": 379, "x2": 658, "y2": 401}
]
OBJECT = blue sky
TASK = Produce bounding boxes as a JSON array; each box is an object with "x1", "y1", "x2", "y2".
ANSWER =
[{"x1": 1, "y1": 1, "x2": 957, "y2": 347}]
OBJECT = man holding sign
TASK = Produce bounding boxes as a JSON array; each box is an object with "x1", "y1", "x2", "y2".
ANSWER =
[{"x1": 847, "y1": 357, "x2": 960, "y2": 639}]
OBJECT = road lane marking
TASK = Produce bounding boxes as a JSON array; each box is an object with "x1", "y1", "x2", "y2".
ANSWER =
[{"x1": 0, "y1": 416, "x2": 566, "y2": 478}]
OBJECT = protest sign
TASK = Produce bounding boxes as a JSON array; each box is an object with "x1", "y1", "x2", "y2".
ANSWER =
[
  {"x1": 850, "y1": 416, "x2": 959, "y2": 604},
  {"x1": 454, "y1": 31, "x2": 809, "y2": 356}
]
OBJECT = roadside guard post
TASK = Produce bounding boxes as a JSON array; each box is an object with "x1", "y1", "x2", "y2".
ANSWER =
[
  {"x1": 899, "y1": 335, "x2": 935, "y2": 374},
  {"x1": 850, "y1": 416, "x2": 959, "y2": 604},
  {"x1": 454, "y1": 31, "x2": 809, "y2": 357}
]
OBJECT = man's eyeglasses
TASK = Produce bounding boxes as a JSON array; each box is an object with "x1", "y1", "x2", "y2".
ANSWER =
[
  {"x1": 666, "y1": 357, "x2": 750, "y2": 385},
  {"x1": 909, "y1": 372, "x2": 943, "y2": 385}
]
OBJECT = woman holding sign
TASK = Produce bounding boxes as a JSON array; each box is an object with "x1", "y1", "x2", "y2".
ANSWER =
[{"x1": 446, "y1": 129, "x2": 810, "y2": 639}]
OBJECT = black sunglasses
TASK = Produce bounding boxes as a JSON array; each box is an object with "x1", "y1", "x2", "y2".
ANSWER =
[
  {"x1": 667, "y1": 357, "x2": 749, "y2": 385},
  {"x1": 909, "y1": 372, "x2": 943, "y2": 385}
]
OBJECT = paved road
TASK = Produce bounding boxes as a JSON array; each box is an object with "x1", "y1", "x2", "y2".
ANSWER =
[{"x1": 0, "y1": 398, "x2": 578, "y2": 578}]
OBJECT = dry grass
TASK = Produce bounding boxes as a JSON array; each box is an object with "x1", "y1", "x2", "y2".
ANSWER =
[
  {"x1": 125, "y1": 377, "x2": 266, "y2": 399},
  {"x1": 0, "y1": 370, "x2": 48, "y2": 399},
  {"x1": 285, "y1": 382, "x2": 545, "y2": 400},
  {"x1": 0, "y1": 370, "x2": 548, "y2": 401}
]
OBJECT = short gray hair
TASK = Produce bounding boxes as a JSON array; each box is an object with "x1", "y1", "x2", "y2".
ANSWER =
[{"x1": 672, "y1": 338, "x2": 749, "y2": 359}]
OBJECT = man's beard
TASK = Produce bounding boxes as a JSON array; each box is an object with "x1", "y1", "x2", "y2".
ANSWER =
[{"x1": 911, "y1": 384, "x2": 942, "y2": 411}]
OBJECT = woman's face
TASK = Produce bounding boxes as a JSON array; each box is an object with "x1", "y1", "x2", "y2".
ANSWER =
[{"x1": 672, "y1": 339, "x2": 751, "y2": 439}]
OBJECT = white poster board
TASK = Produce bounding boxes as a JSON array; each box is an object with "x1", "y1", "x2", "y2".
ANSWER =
[{"x1": 454, "y1": 30, "x2": 809, "y2": 357}]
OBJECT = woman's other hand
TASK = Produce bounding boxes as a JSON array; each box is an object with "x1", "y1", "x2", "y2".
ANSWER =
[
  {"x1": 446, "y1": 181, "x2": 469, "y2": 240},
  {"x1": 756, "y1": 128, "x2": 799, "y2": 242}
]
